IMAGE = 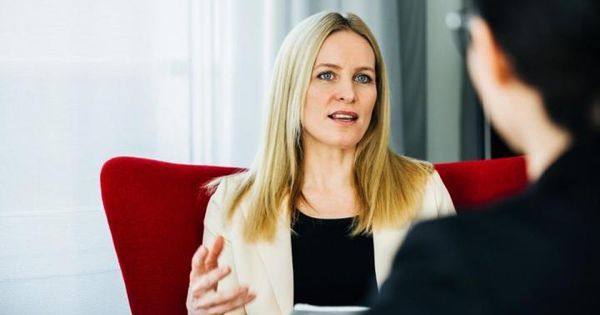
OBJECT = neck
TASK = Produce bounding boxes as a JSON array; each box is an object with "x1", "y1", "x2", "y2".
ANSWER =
[
  {"x1": 523, "y1": 122, "x2": 572, "y2": 181},
  {"x1": 500, "y1": 83, "x2": 573, "y2": 181},
  {"x1": 302, "y1": 143, "x2": 355, "y2": 190}
]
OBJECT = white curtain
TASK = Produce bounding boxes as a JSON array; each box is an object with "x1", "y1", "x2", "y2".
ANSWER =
[
  {"x1": 0, "y1": 1, "x2": 405, "y2": 313},
  {"x1": 0, "y1": 0, "x2": 190, "y2": 313}
]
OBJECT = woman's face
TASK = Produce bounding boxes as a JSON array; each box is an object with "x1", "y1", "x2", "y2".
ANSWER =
[{"x1": 303, "y1": 30, "x2": 377, "y2": 151}]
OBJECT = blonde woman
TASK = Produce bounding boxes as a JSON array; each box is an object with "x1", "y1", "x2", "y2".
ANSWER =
[{"x1": 186, "y1": 11, "x2": 455, "y2": 315}]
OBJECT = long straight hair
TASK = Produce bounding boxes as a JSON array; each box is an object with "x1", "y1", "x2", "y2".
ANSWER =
[{"x1": 211, "y1": 12, "x2": 433, "y2": 242}]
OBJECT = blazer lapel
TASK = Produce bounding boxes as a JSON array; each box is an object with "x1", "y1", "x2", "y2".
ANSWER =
[
  {"x1": 241, "y1": 200, "x2": 293, "y2": 315},
  {"x1": 373, "y1": 227, "x2": 409, "y2": 286}
]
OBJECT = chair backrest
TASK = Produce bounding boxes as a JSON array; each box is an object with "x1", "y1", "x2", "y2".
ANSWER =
[
  {"x1": 435, "y1": 156, "x2": 528, "y2": 210},
  {"x1": 100, "y1": 157, "x2": 240, "y2": 315},
  {"x1": 100, "y1": 155, "x2": 527, "y2": 314}
]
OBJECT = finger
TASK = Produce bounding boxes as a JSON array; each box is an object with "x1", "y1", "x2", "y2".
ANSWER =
[
  {"x1": 190, "y1": 266, "x2": 231, "y2": 296},
  {"x1": 194, "y1": 286, "x2": 247, "y2": 310},
  {"x1": 196, "y1": 287, "x2": 249, "y2": 314},
  {"x1": 205, "y1": 290, "x2": 256, "y2": 314},
  {"x1": 205, "y1": 235, "x2": 225, "y2": 269},
  {"x1": 207, "y1": 293, "x2": 256, "y2": 315},
  {"x1": 190, "y1": 245, "x2": 209, "y2": 278}
]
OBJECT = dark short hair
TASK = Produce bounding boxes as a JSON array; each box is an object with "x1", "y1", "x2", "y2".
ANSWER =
[{"x1": 472, "y1": 0, "x2": 600, "y2": 140}]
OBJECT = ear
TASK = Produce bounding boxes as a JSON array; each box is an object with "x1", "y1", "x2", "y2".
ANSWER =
[{"x1": 469, "y1": 17, "x2": 514, "y2": 85}]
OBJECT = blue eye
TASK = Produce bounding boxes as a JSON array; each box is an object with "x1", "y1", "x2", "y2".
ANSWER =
[
  {"x1": 317, "y1": 71, "x2": 334, "y2": 80},
  {"x1": 355, "y1": 74, "x2": 372, "y2": 84}
]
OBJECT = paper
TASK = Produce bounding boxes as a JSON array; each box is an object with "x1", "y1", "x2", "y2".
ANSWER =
[{"x1": 290, "y1": 303, "x2": 369, "y2": 315}]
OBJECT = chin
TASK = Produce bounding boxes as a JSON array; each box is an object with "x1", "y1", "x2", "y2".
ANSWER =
[{"x1": 327, "y1": 138, "x2": 361, "y2": 150}]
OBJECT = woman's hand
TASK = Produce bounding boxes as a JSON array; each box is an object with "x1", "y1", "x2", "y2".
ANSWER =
[{"x1": 186, "y1": 235, "x2": 256, "y2": 315}]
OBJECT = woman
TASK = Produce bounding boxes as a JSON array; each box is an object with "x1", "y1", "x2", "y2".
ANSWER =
[{"x1": 187, "y1": 11, "x2": 454, "y2": 315}]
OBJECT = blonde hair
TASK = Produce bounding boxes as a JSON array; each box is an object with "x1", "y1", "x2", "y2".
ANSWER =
[{"x1": 211, "y1": 11, "x2": 433, "y2": 242}]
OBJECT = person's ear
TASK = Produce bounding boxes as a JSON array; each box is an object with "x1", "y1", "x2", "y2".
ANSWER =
[{"x1": 469, "y1": 17, "x2": 514, "y2": 86}]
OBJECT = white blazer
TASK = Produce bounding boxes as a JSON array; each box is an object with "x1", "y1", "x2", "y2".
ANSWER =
[{"x1": 202, "y1": 171, "x2": 455, "y2": 315}]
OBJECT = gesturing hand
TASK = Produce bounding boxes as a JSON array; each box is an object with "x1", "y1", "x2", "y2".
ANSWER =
[{"x1": 186, "y1": 235, "x2": 256, "y2": 315}]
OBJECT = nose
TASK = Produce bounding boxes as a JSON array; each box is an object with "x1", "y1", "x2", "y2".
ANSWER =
[{"x1": 335, "y1": 79, "x2": 356, "y2": 103}]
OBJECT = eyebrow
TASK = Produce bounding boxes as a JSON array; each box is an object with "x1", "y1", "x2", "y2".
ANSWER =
[{"x1": 314, "y1": 63, "x2": 375, "y2": 73}]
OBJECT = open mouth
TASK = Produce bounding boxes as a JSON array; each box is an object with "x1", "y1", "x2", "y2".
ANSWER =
[{"x1": 328, "y1": 111, "x2": 359, "y2": 122}]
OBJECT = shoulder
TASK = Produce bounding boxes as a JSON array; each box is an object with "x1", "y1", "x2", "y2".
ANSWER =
[
  {"x1": 389, "y1": 154, "x2": 455, "y2": 218},
  {"x1": 207, "y1": 174, "x2": 245, "y2": 206},
  {"x1": 373, "y1": 214, "x2": 486, "y2": 314},
  {"x1": 406, "y1": 197, "x2": 526, "y2": 258},
  {"x1": 395, "y1": 154, "x2": 434, "y2": 173},
  {"x1": 204, "y1": 173, "x2": 249, "y2": 231},
  {"x1": 418, "y1": 170, "x2": 456, "y2": 219},
  {"x1": 424, "y1": 170, "x2": 447, "y2": 192},
  {"x1": 394, "y1": 212, "x2": 491, "y2": 277},
  {"x1": 376, "y1": 195, "x2": 556, "y2": 314}
]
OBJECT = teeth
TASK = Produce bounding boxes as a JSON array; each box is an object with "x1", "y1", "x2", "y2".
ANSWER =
[{"x1": 331, "y1": 114, "x2": 356, "y2": 120}]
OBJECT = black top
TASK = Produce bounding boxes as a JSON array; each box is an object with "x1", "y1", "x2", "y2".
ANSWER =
[
  {"x1": 369, "y1": 143, "x2": 600, "y2": 315},
  {"x1": 291, "y1": 210, "x2": 377, "y2": 306}
]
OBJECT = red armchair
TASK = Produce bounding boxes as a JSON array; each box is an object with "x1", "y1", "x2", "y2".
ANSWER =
[{"x1": 100, "y1": 156, "x2": 527, "y2": 314}]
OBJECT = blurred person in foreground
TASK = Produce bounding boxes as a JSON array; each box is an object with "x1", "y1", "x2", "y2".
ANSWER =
[{"x1": 369, "y1": 0, "x2": 600, "y2": 314}]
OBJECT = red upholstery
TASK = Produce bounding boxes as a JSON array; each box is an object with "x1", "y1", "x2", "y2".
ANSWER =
[
  {"x1": 100, "y1": 155, "x2": 527, "y2": 314},
  {"x1": 101, "y1": 157, "x2": 241, "y2": 315},
  {"x1": 435, "y1": 156, "x2": 528, "y2": 210}
]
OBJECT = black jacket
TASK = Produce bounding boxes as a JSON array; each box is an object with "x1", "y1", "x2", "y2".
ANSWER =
[{"x1": 369, "y1": 143, "x2": 600, "y2": 315}]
